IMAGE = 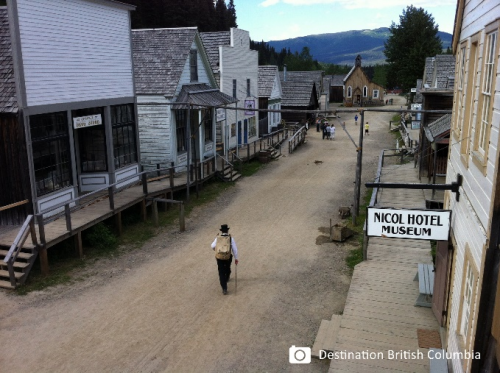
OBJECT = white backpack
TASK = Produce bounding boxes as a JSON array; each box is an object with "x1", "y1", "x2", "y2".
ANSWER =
[{"x1": 215, "y1": 235, "x2": 232, "y2": 260}]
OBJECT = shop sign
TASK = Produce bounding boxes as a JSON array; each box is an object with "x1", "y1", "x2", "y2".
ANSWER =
[
  {"x1": 205, "y1": 142, "x2": 213, "y2": 152},
  {"x1": 216, "y1": 108, "x2": 225, "y2": 122},
  {"x1": 244, "y1": 100, "x2": 255, "y2": 115},
  {"x1": 367, "y1": 207, "x2": 451, "y2": 240},
  {"x1": 73, "y1": 114, "x2": 102, "y2": 129}
]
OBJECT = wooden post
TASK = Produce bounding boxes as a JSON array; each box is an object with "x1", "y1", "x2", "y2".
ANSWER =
[
  {"x1": 141, "y1": 199, "x2": 147, "y2": 222},
  {"x1": 142, "y1": 172, "x2": 148, "y2": 195},
  {"x1": 115, "y1": 211, "x2": 122, "y2": 236},
  {"x1": 108, "y1": 186, "x2": 114, "y2": 210},
  {"x1": 75, "y1": 231, "x2": 83, "y2": 258},
  {"x1": 36, "y1": 214, "x2": 46, "y2": 245},
  {"x1": 39, "y1": 245, "x2": 49, "y2": 276},
  {"x1": 352, "y1": 111, "x2": 365, "y2": 225},
  {"x1": 29, "y1": 218, "x2": 38, "y2": 246},
  {"x1": 64, "y1": 204, "x2": 72, "y2": 232},
  {"x1": 152, "y1": 200, "x2": 159, "y2": 227},
  {"x1": 179, "y1": 202, "x2": 185, "y2": 232}
]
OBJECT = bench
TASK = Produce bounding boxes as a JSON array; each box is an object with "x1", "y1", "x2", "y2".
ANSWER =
[{"x1": 414, "y1": 263, "x2": 434, "y2": 307}]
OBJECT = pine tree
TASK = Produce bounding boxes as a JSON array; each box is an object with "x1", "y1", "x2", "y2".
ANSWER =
[{"x1": 384, "y1": 5, "x2": 442, "y2": 91}]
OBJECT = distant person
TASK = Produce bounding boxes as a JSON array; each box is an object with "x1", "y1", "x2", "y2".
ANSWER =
[
  {"x1": 322, "y1": 120, "x2": 328, "y2": 139},
  {"x1": 354, "y1": 114, "x2": 358, "y2": 125},
  {"x1": 330, "y1": 124, "x2": 336, "y2": 140},
  {"x1": 365, "y1": 122, "x2": 369, "y2": 136},
  {"x1": 211, "y1": 224, "x2": 239, "y2": 295}
]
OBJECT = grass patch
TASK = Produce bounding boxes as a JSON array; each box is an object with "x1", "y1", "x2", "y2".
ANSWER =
[
  {"x1": 237, "y1": 159, "x2": 264, "y2": 177},
  {"x1": 344, "y1": 190, "x2": 372, "y2": 270},
  {"x1": 14, "y1": 178, "x2": 235, "y2": 295}
]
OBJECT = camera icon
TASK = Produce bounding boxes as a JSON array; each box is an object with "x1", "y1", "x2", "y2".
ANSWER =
[{"x1": 289, "y1": 345, "x2": 311, "y2": 364}]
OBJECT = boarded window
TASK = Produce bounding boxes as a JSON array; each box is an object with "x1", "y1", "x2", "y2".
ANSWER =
[
  {"x1": 190, "y1": 50, "x2": 198, "y2": 82},
  {"x1": 233, "y1": 79, "x2": 237, "y2": 98}
]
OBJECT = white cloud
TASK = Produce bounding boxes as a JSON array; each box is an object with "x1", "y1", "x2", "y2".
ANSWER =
[
  {"x1": 259, "y1": 0, "x2": 280, "y2": 7},
  {"x1": 266, "y1": 0, "x2": 454, "y2": 8}
]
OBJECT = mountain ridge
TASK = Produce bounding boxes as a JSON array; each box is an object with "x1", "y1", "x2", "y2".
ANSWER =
[{"x1": 266, "y1": 27, "x2": 452, "y2": 66}]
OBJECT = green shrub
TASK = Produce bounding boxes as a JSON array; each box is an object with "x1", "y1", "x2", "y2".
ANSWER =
[{"x1": 83, "y1": 223, "x2": 117, "y2": 252}]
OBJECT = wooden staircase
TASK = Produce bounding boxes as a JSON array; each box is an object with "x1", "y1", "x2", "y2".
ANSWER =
[
  {"x1": 217, "y1": 163, "x2": 241, "y2": 182},
  {"x1": 0, "y1": 215, "x2": 39, "y2": 290}
]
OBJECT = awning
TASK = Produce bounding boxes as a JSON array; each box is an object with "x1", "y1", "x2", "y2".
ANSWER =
[
  {"x1": 424, "y1": 114, "x2": 451, "y2": 142},
  {"x1": 173, "y1": 83, "x2": 238, "y2": 109}
]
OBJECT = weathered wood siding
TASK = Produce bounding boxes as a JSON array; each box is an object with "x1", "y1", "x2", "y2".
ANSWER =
[
  {"x1": 137, "y1": 96, "x2": 172, "y2": 167},
  {"x1": 344, "y1": 66, "x2": 384, "y2": 103},
  {"x1": 0, "y1": 114, "x2": 31, "y2": 225},
  {"x1": 219, "y1": 28, "x2": 259, "y2": 148},
  {"x1": 15, "y1": 0, "x2": 134, "y2": 107},
  {"x1": 446, "y1": 0, "x2": 500, "y2": 371},
  {"x1": 175, "y1": 40, "x2": 214, "y2": 96}
]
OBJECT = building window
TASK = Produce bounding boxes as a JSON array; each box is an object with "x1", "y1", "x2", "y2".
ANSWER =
[
  {"x1": 475, "y1": 31, "x2": 497, "y2": 157},
  {"x1": 175, "y1": 110, "x2": 187, "y2": 152},
  {"x1": 458, "y1": 248, "x2": 478, "y2": 354},
  {"x1": 111, "y1": 104, "x2": 137, "y2": 169},
  {"x1": 230, "y1": 122, "x2": 236, "y2": 137},
  {"x1": 373, "y1": 90, "x2": 379, "y2": 99},
  {"x1": 74, "y1": 107, "x2": 107, "y2": 173},
  {"x1": 460, "y1": 262, "x2": 475, "y2": 339},
  {"x1": 203, "y1": 109, "x2": 213, "y2": 142},
  {"x1": 363, "y1": 86, "x2": 368, "y2": 97},
  {"x1": 455, "y1": 45, "x2": 467, "y2": 137},
  {"x1": 460, "y1": 39, "x2": 478, "y2": 160},
  {"x1": 30, "y1": 112, "x2": 72, "y2": 196},
  {"x1": 233, "y1": 79, "x2": 237, "y2": 98},
  {"x1": 248, "y1": 117, "x2": 256, "y2": 137},
  {"x1": 247, "y1": 79, "x2": 251, "y2": 96},
  {"x1": 190, "y1": 50, "x2": 198, "y2": 82},
  {"x1": 347, "y1": 86, "x2": 352, "y2": 98}
]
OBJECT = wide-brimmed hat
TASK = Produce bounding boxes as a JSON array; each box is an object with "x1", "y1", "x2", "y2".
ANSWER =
[{"x1": 220, "y1": 224, "x2": 230, "y2": 232}]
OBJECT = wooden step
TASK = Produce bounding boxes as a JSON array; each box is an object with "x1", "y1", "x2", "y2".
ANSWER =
[
  {"x1": 0, "y1": 250, "x2": 34, "y2": 261},
  {"x1": 0, "y1": 269, "x2": 24, "y2": 279},
  {"x1": 0, "y1": 279, "x2": 15, "y2": 289},
  {"x1": 0, "y1": 261, "x2": 30, "y2": 270},
  {"x1": 311, "y1": 315, "x2": 342, "y2": 358}
]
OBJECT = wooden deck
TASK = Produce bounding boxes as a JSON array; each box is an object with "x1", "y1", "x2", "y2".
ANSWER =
[{"x1": 328, "y1": 163, "x2": 440, "y2": 372}]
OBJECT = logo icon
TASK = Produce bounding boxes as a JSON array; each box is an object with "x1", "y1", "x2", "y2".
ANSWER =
[{"x1": 289, "y1": 345, "x2": 311, "y2": 364}]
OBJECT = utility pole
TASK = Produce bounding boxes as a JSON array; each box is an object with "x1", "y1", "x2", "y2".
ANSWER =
[{"x1": 352, "y1": 110, "x2": 364, "y2": 225}]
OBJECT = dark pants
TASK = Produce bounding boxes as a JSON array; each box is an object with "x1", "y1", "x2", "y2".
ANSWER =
[{"x1": 216, "y1": 255, "x2": 232, "y2": 291}]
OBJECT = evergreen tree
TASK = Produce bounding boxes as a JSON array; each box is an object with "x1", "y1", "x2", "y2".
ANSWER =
[
  {"x1": 227, "y1": 0, "x2": 237, "y2": 28},
  {"x1": 384, "y1": 5, "x2": 442, "y2": 91}
]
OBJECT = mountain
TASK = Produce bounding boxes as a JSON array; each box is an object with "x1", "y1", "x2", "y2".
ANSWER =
[{"x1": 266, "y1": 27, "x2": 452, "y2": 66}]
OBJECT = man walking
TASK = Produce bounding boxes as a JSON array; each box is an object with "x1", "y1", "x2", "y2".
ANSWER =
[
  {"x1": 354, "y1": 114, "x2": 358, "y2": 125},
  {"x1": 365, "y1": 122, "x2": 369, "y2": 135},
  {"x1": 211, "y1": 224, "x2": 238, "y2": 295}
]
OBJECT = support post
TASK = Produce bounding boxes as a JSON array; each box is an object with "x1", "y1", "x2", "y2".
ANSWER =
[
  {"x1": 152, "y1": 200, "x2": 159, "y2": 227},
  {"x1": 108, "y1": 186, "x2": 114, "y2": 210},
  {"x1": 141, "y1": 199, "x2": 147, "y2": 222},
  {"x1": 352, "y1": 110, "x2": 364, "y2": 225},
  {"x1": 39, "y1": 245, "x2": 49, "y2": 276},
  {"x1": 115, "y1": 211, "x2": 122, "y2": 236},
  {"x1": 37, "y1": 214, "x2": 46, "y2": 245},
  {"x1": 75, "y1": 231, "x2": 83, "y2": 258},
  {"x1": 65, "y1": 204, "x2": 72, "y2": 232},
  {"x1": 179, "y1": 202, "x2": 185, "y2": 232},
  {"x1": 169, "y1": 162, "x2": 174, "y2": 189}
]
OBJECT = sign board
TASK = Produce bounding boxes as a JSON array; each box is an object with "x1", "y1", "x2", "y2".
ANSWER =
[
  {"x1": 367, "y1": 207, "x2": 451, "y2": 240},
  {"x1": 244, "y1": 100, "x2": 255, "y2": 115},
  {"x1": 73, "y1": 114, "x2": 102, "y2": 129},
  {"x1": 216, "y1": 108, "x2": 225, "y2": 122},
  {"x1": 411, "y1": 88, "x2": 417, "y2": 93},
  {"x1": 204, "y1": 142, "x2": 213, "y2": 152}
]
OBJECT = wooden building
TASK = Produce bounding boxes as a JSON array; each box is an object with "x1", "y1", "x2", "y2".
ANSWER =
[
  {"x1": 258, "y1": 65, "x2": 282, "y2": 135},
  {"x1": 343, "y1": 55, "x2": 384, "y2": 106},
  {"x1": 328, "y1": 75, "x2": 345, "y2": 103},
  {"x1": 200, "y1": 28, "x2": 259, "y2": 153},
  {"x1": 132, "y1": 27, "x2": 236, "y2": 170},
  {"x1": 0, "y1": 0, "x2": 139, "y2": 224},
  {"x1": 278, "y1": 70, "x2": 321, "y2": 123},
  {"x1": 442, "y1": 1, "x2": 500, "y2": 371}
]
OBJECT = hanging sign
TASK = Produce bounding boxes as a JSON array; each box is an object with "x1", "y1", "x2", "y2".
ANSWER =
[
  {"x1": 367, "y1": 207, "x2": 451, "y2": 240},
  {"x1": 216, "y1": 108, "x2": 225, "y2": 122},
  {"x1": 73, "y1": 114, "x2": 102, "y2": 129},
  {"x1": 244, "y1": 100, "x2": 255, "y2": 115}
]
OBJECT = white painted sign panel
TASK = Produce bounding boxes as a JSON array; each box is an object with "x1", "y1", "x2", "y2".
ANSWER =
[
  {"x1": 73, "y1": 114, "x2": 102, "y2": 129},
  {"x1": 367, "y1": 208, "x2": 451, "y2": 240},
  {"x1": 216, "y1": 108, "x2": 225, "y2": 122}
]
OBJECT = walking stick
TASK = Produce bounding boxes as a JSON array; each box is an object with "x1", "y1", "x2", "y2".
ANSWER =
[{"x1": 235, "y1": 262, "x2": 237, "y2": 295}]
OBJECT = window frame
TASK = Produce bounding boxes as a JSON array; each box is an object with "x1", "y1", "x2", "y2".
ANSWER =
[
  {"x1": 190, "y1": 49, "x2": 198, "y2": 82},
  {"x1": 247, "y1": 78, "x2": 251, "y2": 97},
  {"x1": 233, "y1": 79, "x2": 237, "y2": 98},
  {"x1": 111, "y1": 104, "x2": 137, "y2": 170},
  {"x1": 74, "y1": 107, "x2": 108, "y2": 173},
  {"x1": 373, "y1": 90, "x2": 379, "y2": 99},
  {"x1": 175, "y1": 110, "x2": 187, "y2": 153},
  {"x1": 363, "y1": 86, "x2": 368, "y2": 97},
  {"x1": 347, "y1": 86, "x2": 352, "y2": 98}
]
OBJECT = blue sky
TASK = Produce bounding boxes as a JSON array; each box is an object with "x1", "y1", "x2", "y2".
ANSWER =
[{"x1": 236, "y1": 0, "x2": 456, "y2": 42}]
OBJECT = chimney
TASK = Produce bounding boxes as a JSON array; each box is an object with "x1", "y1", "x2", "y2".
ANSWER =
[{"x1": 284, "y1": 64, "x2": 287, "y2": 81}]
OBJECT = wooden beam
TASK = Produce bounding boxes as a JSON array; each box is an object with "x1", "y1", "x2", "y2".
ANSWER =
[
  {"x1": 141, "y1": 199, "x2": 147, "y2": 222},
  {"x1": 114, "y1": 211, "x2": 122, "y2": 236},
  {"x1": 0, "y1": 199, "x2": 29, "y2": 212},
  {"x1": 39, "y1": 245, "x2": 49, "y2": 276},
  {"x1": 75, "y1": 232, "x2": 83, "y2": 258}
]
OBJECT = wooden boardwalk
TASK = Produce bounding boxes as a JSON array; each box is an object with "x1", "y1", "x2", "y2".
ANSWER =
[{"x1": 328, "y1": 163, "x2": 439, "y2": 372}]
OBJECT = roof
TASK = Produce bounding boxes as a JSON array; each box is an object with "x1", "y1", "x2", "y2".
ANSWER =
[
  {"x1": 422, "y1": 55, "x2": 455, "y2": 90},
  {"x1": 279, "y1": 70, "x2": 322, "y2": 105},
  {"x1": 173, "y1": 83, "x2": 237, "y2": 109},
  {"x1": 132, "y1": 27, "x2": 199, "y2": 96},
  {"x1": 199, "y1": 31, "x2": 231, "y2": 72},
  {"x1": 329, "y1": 74, "x2": 345, "y2": 86},
  {"x1": 0, "y1": 7, "x2": 17, "y2": 114},
  {"x1": 258, "y1": 65, "x2": 278, "y2": 97},
  {"x1": 424, "y1": 114, "x2": 451, "y2": 142}
]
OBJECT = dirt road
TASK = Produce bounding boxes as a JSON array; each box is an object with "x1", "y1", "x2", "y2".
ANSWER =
[{"x1": 0, "y1": 97, "x2": 404, "y2": 372}]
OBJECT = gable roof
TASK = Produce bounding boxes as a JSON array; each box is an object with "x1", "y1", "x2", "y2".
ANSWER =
[
  {"x1": 279, "y1": 70, "x2": 323, "y2": 104},
  {"x1": 174, "y1": 83, "x2": 237, "y2": 109},
  {"x1": 329, "y1": 74, "x2": 345, "y2": 87},
  {"x1": 132, "y1": 27, "x2": 202, "y2": 96},
  {"x1": 424, "y1": 114, "x2": 451, "y2": 142},
  {"x1": 199, "y1": 31, "x2": 231, "y2": 72},
  {"x1": 258, "y1": 66, "x2": 279, "y2": 97},
  {"x1": 422, "y1": 55, "x2": 455, "y2": 90},
  {"x1": 0, "y1": 7, "x2": 18, "y2": 114}
]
